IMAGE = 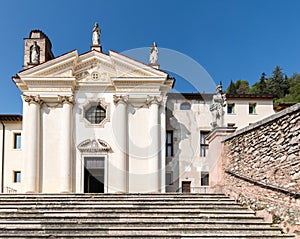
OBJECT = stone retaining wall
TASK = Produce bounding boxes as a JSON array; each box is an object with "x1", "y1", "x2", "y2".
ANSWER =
[{"x1": 223, "y1": 103, "x2": 300, "y2": 236}]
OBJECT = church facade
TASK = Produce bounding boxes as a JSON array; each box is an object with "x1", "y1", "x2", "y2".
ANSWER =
[{"x1": 0, "y1": 27, "x2": 275, "y2": 194}]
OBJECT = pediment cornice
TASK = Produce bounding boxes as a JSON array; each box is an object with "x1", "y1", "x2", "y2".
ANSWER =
[{"x1": 14, "y1": 49, "x2": 172, "y2": 93}]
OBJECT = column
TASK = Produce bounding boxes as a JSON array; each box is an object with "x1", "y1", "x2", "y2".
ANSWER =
[
  {"x1": 59, "y1": 96, "x2": 74, "y2": 193},
  {"x1": 113, "y1": 95, "x2": 128, "y2": 192},
  {"x1": 148, "y1": 96, "x2": 162, "y2": 192},
  {"x1": 24, "y1": 95, "x2": 42, "y2": 193}
]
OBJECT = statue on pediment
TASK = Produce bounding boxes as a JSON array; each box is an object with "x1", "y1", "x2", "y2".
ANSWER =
[
  {"x1": 149, "y1": 42, "x2": 158, "y2": 65},
  {"x1": 92, "y1": 22, "x2": 101, "y2": 45},
  {"x1": 210, "y1": 83, "x2": 226, "y2": 128}
]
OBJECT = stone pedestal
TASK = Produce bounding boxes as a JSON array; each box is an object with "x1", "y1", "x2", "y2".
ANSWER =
[
  {"x1": 205, "y1": 127, "x2": 236, "y2": 189},
  {"x1": 90, "y1": 45, "x2": 102, "y2": 52}
]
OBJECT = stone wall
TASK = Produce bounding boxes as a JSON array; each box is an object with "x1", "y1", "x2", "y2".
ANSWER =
[{"x1": 223, "y1": 103, "x2": 300, "y2": 236}]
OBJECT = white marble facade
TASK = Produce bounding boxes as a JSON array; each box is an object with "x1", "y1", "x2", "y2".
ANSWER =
[{"x1": 13, "y1": 47, "x2": 173, "y2": 193}]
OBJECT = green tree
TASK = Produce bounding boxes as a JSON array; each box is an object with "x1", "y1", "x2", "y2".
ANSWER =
[
  {"x1": 276, "y1": 73, "x2": 300, "y2": 104},
  {"x1": 226, "y1": 80, "x2": 237, "y2": 94},
  {"x1": 250, "y1": 72, "x2": 267, "y2": 94},
  {"x1": 267, "y1": 66, "x2": 289, "y2": 99},
  {"x1": 235, "y1": 80, "x2": 250, "y2": 94}
]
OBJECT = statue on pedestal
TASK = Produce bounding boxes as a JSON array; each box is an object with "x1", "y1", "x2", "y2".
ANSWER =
[
  {"x1": 92, "y1": 22, "x2": 101, "y2": 45},
  {"x1": 210, "y1": 84, "x2": 226, "y2": 128},
  {"x1": 149, "y1": 42, "x2": 158, "y2": 65}
]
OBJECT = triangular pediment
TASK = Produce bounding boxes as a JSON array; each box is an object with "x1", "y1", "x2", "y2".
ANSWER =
[
  {"x1": 17, "y1": 49, "x2": 168, "y2": 79},
  {"x1": 14, "y1": 49, "x2": 173, "y2": 93}
]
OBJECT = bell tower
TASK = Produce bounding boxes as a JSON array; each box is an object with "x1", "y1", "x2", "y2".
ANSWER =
[{"x1": 23, "y1": 30, "x2": 54, "y2": 69}]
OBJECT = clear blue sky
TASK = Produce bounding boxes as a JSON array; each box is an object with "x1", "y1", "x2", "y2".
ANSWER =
[{"x1": 1, "y1": 0, "x2": 300, "y2": 113}]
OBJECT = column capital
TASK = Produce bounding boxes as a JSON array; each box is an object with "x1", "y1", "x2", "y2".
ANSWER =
[
  {"x1": 58, "y1": 95, "x2": 74, "y2": 105},
  {"x1": 146, "y1": 95, "x2": 162, "y2": 107},
  {"x1": 23, "y1": 94, "x2": 43, "y2": 105},
  {"x1": 113, "y1": 95, "x2": 129, "y2": 105}
]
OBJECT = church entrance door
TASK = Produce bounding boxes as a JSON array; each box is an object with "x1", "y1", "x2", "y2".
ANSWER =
[{"x1": 84, "y1": 157, "x2": 105, "y2": 193}]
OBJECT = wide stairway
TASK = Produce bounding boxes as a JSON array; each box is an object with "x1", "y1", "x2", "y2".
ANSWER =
[{"x1": 0, "y1": 193, "x2": 295, "y2": 238}]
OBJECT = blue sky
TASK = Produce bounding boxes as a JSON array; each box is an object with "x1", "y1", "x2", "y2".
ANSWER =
[{"x1": 1, "y1": 0, "x2": 300, "y2": 113}]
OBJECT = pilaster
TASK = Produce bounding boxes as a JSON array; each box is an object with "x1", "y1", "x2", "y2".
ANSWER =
[
  {"x1": 113, "y1": 95, "x2": 128, "y2": 192},
  {"x1": 23, "y1": 95, "x2": 43, "y2": 193},
  {"x1": 58, "y1": 95, "x2": 74, "y2": 193},
  {"x1": 147, "y1": 95, "x2": 162, "y2": 192}
]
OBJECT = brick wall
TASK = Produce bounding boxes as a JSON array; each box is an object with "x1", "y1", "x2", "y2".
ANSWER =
[{"x1": 223, "y1": 103, "x2": 300, "y2": 236}]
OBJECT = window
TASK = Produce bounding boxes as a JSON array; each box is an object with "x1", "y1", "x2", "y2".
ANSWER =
[
  {"x1": 92, "y1": 72, "x2": 99, "y2": 80},
  {"x1": 85, "y1": 104, "x2": 106, "y2": 124},
  {"x1": 180, "y1": 102, "x2": 191, "y2": 110},
  {"x1": 201, "y1": 172, "x2": 209, "y2": 186},
  {"x1": 227, "y1": 103, "x2": 235, "y2": 114},
  {"x1": 249, "y1": 103, "x2": 256, "y2": 114},
  {"x1": 13, "y1": 133, "x2": 21, "y2": 149},
  {"x1": 166, "y1": 131, "x2": 173, "y2": 157},
  {"x1": 13, "y1": 171, "x2": 21, "y2": 183},
  {"x1": 200, "y1": 131, "x2": 210, "y2": 157},
  {"x1": 166, "y1": 172, "x2": 173, "y2": 185}
]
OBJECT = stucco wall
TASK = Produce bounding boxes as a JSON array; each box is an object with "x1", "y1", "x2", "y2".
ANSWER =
[{"x1": 223, "y1": 103, "x2": 300, "y2": 236}]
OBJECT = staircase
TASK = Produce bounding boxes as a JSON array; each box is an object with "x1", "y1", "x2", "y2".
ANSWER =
[{"x1": 0, "y1": 193, "x2": 295, "y2": 238}]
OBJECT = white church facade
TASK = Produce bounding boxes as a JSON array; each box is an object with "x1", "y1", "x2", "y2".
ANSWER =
[{"x1": 0, "y1": 27, "x2": 275, "y2": 194}]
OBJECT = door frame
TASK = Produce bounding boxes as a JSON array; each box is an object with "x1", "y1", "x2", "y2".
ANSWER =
[{"x1": 81, "y1": 154, "x2": 108, "y2": 193}]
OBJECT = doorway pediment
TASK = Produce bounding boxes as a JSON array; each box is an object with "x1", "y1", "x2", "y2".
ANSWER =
[{"x1": 77, "y1": 139, "x2": 111, "y2": 153}]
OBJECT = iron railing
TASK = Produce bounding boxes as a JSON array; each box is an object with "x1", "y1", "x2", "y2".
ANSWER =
[{"x1": 3, "y1": 187, "x2": 17, "y2": 194}]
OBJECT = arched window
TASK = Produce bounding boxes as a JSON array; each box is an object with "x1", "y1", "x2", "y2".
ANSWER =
[{"x1": 180, "y1": 102, "x2": 191, "y2": 110}]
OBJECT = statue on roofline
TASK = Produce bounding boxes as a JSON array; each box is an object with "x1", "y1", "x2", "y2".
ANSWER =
[
  {"x1": 149, "y1": 42, "x2": 158, "y2": 65},
  {"x1": 92, "y1": 22, "x2": 101, "y2": 45}
]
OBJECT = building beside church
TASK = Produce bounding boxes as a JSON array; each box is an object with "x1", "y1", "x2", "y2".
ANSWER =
[{"x1": 0, "y1": 26, "x2": 275, "y2": 194}]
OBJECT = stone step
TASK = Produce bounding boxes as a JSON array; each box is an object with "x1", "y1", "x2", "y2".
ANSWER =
[
  {"x1": 0, "y1": 234, "x2": 295, "y2": 239},
  {"x1": 0, "y1": 214, "x2": 265, "y2": 222},
  {"x1": 0, "y1": 193, "x2": 227, "y2": 197},
  {"x1": 0, "y1": 204, "x2": 246, "y2": 210},
  {"x1": 0, "y1": 209, "x2": 256, "y2": 216},
  {"x1": 0, "y1": 220, "x2": 274, "y2": 228},
  {"x1": 0, "y1": 194, "x2": 293, "y2": 238},
  {"x1": 0, "y1": 226, "x2": 286, "y2": 235},
  {"x1": 0, "y1": 199, "x2": 236, "y2": 204}
]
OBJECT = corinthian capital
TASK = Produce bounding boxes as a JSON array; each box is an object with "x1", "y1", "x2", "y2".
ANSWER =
[
  {"x1": 146, "y1": 95, "x2": 162, "y2": 106},
  {"x1": 23, "y1": 94, "x2": 43, "y2": 105},
  {"x1": 58, "y1": 95, "x2": 74, "y2": 104},
  {"x1": 113, "y1": 95, "x2": 129, "y2": 105}
]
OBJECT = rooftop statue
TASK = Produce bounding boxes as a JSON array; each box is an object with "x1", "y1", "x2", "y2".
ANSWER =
[
  {"x1": 149, "y1": 42, "x2": 158, "y2": 65},
  {"x1": 210, "y1": 84, "x2": 226, "y2": 128},
  {"x1": 92, "y1": 22, "x2": 101, "y2": 45}
]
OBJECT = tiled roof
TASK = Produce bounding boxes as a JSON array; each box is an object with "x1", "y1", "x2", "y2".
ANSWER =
[{"x1": 0, "y1": 115, "x2": 22, "y2": 122}]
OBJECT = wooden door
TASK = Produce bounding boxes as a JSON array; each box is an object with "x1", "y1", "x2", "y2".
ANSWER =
[{"x1": 182, "y1": 181, "x2": 191, "y2": 193}]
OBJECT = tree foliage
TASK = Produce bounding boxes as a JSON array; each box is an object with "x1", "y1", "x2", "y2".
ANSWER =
[
  {"x1": 225, "y1": 66, "x2": 300, "y2": 104},
  {"x1": 226, "y1": 80, "x2": 250, "y2": 94}
]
